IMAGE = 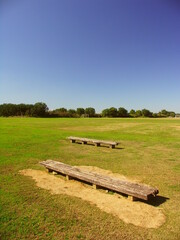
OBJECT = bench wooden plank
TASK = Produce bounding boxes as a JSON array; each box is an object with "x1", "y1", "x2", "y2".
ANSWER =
[
  {"x1": 67, "y1": 136, "x2": 119, "y2": 148},
  {"x1": 40, "y1": 160, "x2": 159, "y2": 201}
]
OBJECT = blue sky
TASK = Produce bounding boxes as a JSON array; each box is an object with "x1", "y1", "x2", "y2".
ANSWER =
[{"x1": 1, "y1": 0, "x2": 180, "y2": 113}]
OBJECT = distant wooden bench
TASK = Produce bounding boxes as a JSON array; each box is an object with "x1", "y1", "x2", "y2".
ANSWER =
[
  {"x1": 40, "y1": 160, "x2": 159, "y2": 201},
  {"x1": 67, "y1": 136, "x2": 119, "y2": 149}
]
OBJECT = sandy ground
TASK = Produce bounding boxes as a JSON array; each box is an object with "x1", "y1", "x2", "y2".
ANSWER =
[{"x1": 20, "y1": 166, "x2": 165, "y2": 228}]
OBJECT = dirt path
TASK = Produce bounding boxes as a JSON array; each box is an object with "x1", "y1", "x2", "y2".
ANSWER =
[{"x1": 20, "y1": 167, "x2": 165, "y2": 228}]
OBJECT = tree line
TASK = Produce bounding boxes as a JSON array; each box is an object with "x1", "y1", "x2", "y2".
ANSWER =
[
  {"x1": 0, "y1": 102, "x2": 176, "y2": 118},
  {"x1": 0, "y1": 103, "x2": 48, "y2": 117}
]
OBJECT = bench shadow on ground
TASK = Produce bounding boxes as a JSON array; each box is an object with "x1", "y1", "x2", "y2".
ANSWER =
[
  {"x1": 74, "y1": 142, "x2": 124, "y2": 150},
  {"x1": 139, "y1": 195, "x2": 169, "y2": 207},
  {"x1": 105, "y1": 191, "x2": 169, "y2": 207}
]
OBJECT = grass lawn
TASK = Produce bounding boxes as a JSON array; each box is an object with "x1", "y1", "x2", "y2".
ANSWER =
[{"x1": 0, "y1": 117, "x2": 180, "y2": 239}]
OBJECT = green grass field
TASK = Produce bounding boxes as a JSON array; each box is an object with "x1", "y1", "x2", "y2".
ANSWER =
[{"x1": 0, "y1": 117, "x2": 180, "y2": 239}]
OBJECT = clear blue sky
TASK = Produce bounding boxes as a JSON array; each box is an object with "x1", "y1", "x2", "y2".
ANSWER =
[{"x1": 1, "y1": 0, "x2": 180, "y2": 113}]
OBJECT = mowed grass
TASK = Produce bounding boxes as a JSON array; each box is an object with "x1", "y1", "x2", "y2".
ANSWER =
[{"x1": 0, "y1": 117, "x2": 180, "y2": 240}]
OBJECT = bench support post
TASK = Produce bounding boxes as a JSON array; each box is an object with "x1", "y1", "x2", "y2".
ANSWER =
[
  {"x1": 128, "y1": 195, "x2": 138, "y2": 201},
  {"x1": 93, "y1": 184, "x2": 97, "y2": 189},
  {"x1": 66, "y1": 175, "x2": 72, "y2": 180},
  {"x1": 110, "y1": 145, "x2": 115, "y2": 149},
  {"x1": 82, "y1": 141, "x2": 87, "y2": 145},
  {"x1": 95, "y1": 143, "x2": 100, "y2": 147}
]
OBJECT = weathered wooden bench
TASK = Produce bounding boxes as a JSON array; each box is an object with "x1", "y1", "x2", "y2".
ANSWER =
[
  {"x1": 40, "y1": 160, "x2": 159, "y2": 201},
  {"x1": 67, "y1": 136, "x2": 119, "y2": 149}
]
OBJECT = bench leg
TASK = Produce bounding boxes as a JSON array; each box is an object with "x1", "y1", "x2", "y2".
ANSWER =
[
  {"x1": 82, "y1": 141, "x2": 87, "y2": 145},
  {"x1": 95, "y1": 143, "x2": 100, "y2": 147},
  {"x1": 128, "y1": 196, "x2": 137, "y2": 201},
  {"x1": 93, "y1": 184, "x2": 97, "y2": 189},
  {"x1": 47, "y1": 168, "x2": 53, "y2": 173},
  {"x1": 66, "y1": 175, "x2": 72, "y2": 180},
  {"x1": 110, "y1": 145, "x2": 115, "y2": 149}
]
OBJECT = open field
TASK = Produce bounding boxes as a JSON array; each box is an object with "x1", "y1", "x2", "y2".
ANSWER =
[{"x1": 0, "y1": 117, "x2": 180, "y2": 239}]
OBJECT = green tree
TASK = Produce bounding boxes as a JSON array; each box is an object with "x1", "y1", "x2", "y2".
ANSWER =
[
  {"x1": 25, "y1": 104, "x2": 34, "y2": 116},
  {"x1": 152, "y1": 113, "x2": 158, "y2": 118},
  {"x1": 141, "y1": 109, "x2": 152, "y2": 117},
  {"x1": 0, "y1": 103, "x2": 35, "y2": 117},
  {"x1": 76, "y1": 108, "x2": 85, "y2": 116},
  {"x1": 160, "y1": 109, "x2": 168, "y2": 117},
  {"x1": 52, "y1": 108, "x2": 68, "y2": 117},
  {"x1": 108, "y1": 107, "x2": 118, "y2": 117},
  {"x1": 0, "y1": 103, "x2": 17, "y2": 116},
  {"x1": 135, "y1": 110, "x2": 142, "y2": 117},
  {"x1": 31, "y1": 102, "x2": 48, "y2": 117},
  {"x1": 169, "y1": 112, "x2": 175, "y2": 117},
  {"x1": 118, "y1": 107, "x2": 128, "y2": 117},
  {"x1": 68, "y1": 109, "x2": 76, "y2": 117},
  {"x1": 129, "y1": 109, "x2": 136, "y2": 117},
  {"x1": 17, "y1": 103, "x2": 34, "y2": 116},
  {"x1": 102, "y1": 108, "x2": 110, "y2": 117},
  {"x1": 56, "y1": 108, "x2": 67, "y2": 113},
  {"x1": 85, "y1": 107, "x2": 95, "y2": 117}
]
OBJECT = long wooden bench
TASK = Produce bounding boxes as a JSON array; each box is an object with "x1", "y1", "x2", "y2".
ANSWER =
[
  {"x1": 67, "y1": 136, "x2": 119, "y2": 149},
  {"x1": 40, "y1": 160, "x2": 159, "y2": 201}
]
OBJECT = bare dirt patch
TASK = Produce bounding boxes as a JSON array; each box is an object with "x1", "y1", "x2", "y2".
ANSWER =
[{"x1": 20, "y1": 168, "x2": 165, "y2": 229}]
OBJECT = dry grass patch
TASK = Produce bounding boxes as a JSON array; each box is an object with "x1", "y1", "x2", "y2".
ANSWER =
[{"x1": 20, "y1": 168, "x2": 165, "y2": 229}]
